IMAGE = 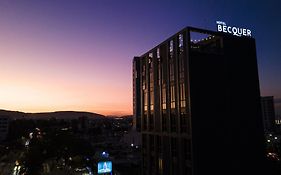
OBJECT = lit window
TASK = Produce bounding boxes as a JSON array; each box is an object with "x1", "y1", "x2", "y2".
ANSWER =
[
  {"x1": 158, "y1": 158, "x2": 163, "y2": 174},
  {"x1": 144, "y1": 91, "x2": 148, "y2": 111},
  {"x1": 157, "y1": 48, "x2": 160, "y2": 59},
  {"x1": 171, "y1": 85, "x2": 175, "y2": 109},
  {"x1": 162, "y1": 86, "x2": 166, "y2": 110},
  {"x1": 150, "y1": 69, "x2": 153, "y2": 83},
  {"x1": 149, "y1": 52, "x2": 153, "y2": 58},
  {"x1": 179, "y1": 34, "x2": 184, "y2": 48},
  {"x1": 150, "y1": 88, "x2": 154, "y2": 111},
  {"x1": 169, "y1": 40, "x2": 173, "y2": 53},
  {"x1": 162, "y1": 103, "x2": 166, "y2": 110},
  {"x1": 180, "y1": 83, "x2": 186, "y2": 108}
]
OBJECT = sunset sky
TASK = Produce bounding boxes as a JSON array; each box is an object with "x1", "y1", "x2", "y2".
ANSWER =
[{"x1": 0, "y1": 0, "x2": 280, "y2": 115}]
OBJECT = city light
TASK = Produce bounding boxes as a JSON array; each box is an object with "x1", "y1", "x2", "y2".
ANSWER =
[{"x1": 98, "y1": 161, "x2": 112, "y2": 174}]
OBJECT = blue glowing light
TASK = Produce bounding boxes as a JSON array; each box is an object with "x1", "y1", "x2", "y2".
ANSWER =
[{"x1": 98, "y1": 161, "x2": 112, "y2": 174}]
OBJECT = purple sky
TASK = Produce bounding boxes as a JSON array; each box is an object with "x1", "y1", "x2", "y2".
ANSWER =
[{"x1": 0, "y1": 0, "x2": 280, "y2": 115}]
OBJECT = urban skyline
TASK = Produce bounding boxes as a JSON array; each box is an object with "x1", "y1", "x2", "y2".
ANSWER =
[{"x1": 0, "y1": 0, "x2": 280, "y2": 116}]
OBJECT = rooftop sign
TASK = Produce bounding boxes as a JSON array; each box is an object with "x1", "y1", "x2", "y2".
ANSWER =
[{"x1": 216, "y1": 21, "x2": 252, "y2": 37}]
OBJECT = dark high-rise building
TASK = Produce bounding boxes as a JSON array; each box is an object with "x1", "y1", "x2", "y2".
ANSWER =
[
  {"x1": 133, "y1": 57, "x2": 141, "y2": 132},
  {"x1": 261, "y1": 96, "x2": 276, "y2": 133},
  {"x1": 133, "y1": 27, "x2": 265, "y2": 175}
]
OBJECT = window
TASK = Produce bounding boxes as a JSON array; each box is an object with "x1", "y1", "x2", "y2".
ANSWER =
[
  {"x1": 180, "y1": 83, "x2": 186, "y2": 108},
  {"x1": 158, "y1": 158, "x2": 163, "y2": 175},
  {"x1": 149, "y1": 56, "x2": 154, "y2": 113},
  {"x1": 149, "y1": 113, "x2": 154, "y2": 131},
  {"x1": 149, "y1": 68, "x2": 153, "y2": 83},
  {"x1": 142, "y1": 64, "x2": 146, "y2": 90},
  {"x1": 143, "y1": 114, "x2": 147, "y2": 130},
  {"x1": 142, "y1": 134, "x2": 147, "y2": 149},
  {"x1": 149, "y1": 58, "x2": 153, "y2": 89},
  {"x1": 179, "y1": 34, "x2": 184, "y2": 54},
  {"x1": 171, "y1": 112, "x2": 176, "y2": 132},
  {"x1": 170, "y1": 85, "x2": 176, "y2": 109},
  {"x1": 142, "y1": 134, "x2": 148, "y2": 169},
  {"x1": 144, "y1": 91, "x2": 148, "y2": 111},
  {"x1": 157, "y1": 136, "x2": 162, "y2": 154},
  {"x1": 162, "y1": 112, "x2": 167, "y2": 131},
  {"x1": 190, "y1": 31, "x2": 223, "y2": 54},
  {"x1": 150, "y1": 155, "x2": 156, "y2": 174},
  {"x1": 171, "y1": 137, "x2": 177, "y2": 157},
  {"x1": 157, "y1": 48, "x2": 160, "y2": 59},
  {"x1": 183, "y1": 139, "x2": 191, "y2": 160},
  {"x1": 179, "y1": 56, "x2": 185, "y2": 79},
  {"x1": 150, "y1": 87, "x2": 154, "y2": 111},
  {"x1": 169, "y1": 58, "x2": 174, "y2": 82},
  {"x1": 180, "y1": 112, "x2": 188, "y2": 133},
  {"x1": 158, "y1": 61, "x2": 161, "y2": 86},
  {"x1": 162, "y1": 86, "x2": 166, "y2": 109},
  {"x1": 169, "y1": 40, "x2": 173, "y2": 53},
  {"x1": 150, "y1": 135, "x2": 155, "y2": 151}
]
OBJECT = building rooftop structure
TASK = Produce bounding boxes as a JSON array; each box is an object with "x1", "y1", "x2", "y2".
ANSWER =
[{"x1": 261, "y1": 96, "x2": 276, "y2": 133}]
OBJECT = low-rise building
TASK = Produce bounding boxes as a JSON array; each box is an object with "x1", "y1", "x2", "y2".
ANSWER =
[{"x1": 0, "y1": 116, "x2": 9, "y2": 142}]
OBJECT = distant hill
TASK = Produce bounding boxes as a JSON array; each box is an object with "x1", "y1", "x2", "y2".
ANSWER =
[
  {"x1": 121, "y1": 115, "x2": 133, "y2": 118},
  {"x1": 0, "y1": 109, "x2": 105, "y2": 120},
  {"x1": 0, "y1": 110, "x2": 25, "y2": 119},
  {"x1": 106, "y1": 115, "x2": 133, "y2": 118}
]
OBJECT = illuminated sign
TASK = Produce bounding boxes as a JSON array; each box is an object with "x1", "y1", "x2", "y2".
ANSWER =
[
  {"x1": 98, "y1": 161, "x2": 112, "y2": 174},
  {"x1": 216, "y1": 21, "x2": 251, "y2": 37}
]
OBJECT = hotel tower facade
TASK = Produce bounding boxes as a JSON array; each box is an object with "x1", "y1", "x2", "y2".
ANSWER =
[{"x1": 133, "y1": 27, "x2": 265, "y2": 175}]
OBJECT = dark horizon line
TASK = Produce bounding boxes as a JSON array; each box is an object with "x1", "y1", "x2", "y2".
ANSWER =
[{"x1": 0, "y1": 108, "x2": 133, "y2": 117}]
